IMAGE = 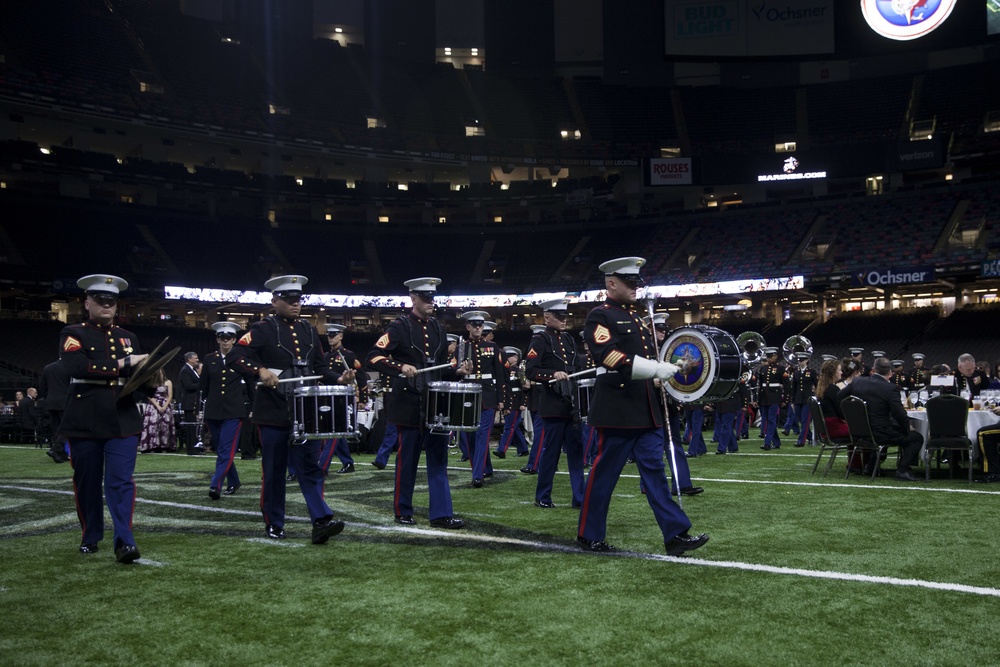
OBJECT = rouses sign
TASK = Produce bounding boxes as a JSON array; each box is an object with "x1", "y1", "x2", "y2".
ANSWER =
[
  {"x1": 852, "y1": 265, "x2": 935, "y2": 287},
  {"x1": 647, "y1": 158, "x2": 693, "y2": 186}
]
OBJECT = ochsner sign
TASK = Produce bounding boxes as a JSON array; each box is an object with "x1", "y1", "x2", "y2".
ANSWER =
[
  {"x1": 647, "y1": 158, "x2": 693, "y2": 185},
  {"x1": 852, "y1": 265, "x2": 935, "y2": 287}
]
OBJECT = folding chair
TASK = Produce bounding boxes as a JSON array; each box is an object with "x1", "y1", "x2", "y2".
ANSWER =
[
  {"x1": 808, "y1": 397, "x2": 851, "y2": 477},
  {"x1": 840, "y1": 396, "x2": 900, "y2": 481},
  {"x1": 924, "y1": 394, "x2": 974, "y2": 482}
]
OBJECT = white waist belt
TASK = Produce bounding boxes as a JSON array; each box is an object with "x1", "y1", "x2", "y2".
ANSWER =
[
  {"x1": 475, "y1": 374, "x2": 494, "y2": 380},
  {"x1": 595, "y1": 368, "x2": 618, "y2": 376},
  {"x1": 766, "y1": 383, "x2": 783, "y2": 387},
  {"x1": 71, "y1": 378, "x2": 126, "y2": 386},
  {"x1": 511, "y1": 388, "x2": 521, "y2": 393}
]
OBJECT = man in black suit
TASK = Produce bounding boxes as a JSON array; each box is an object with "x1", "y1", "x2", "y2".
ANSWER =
[
  {"x1": 837, "y1": 357, "x2": 924, "y2": 482},
  {"x1": 178, "y1": 351, "x2": 202, "y2": 455}
]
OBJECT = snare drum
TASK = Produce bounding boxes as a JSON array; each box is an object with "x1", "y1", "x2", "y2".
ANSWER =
[
  {"x1": 576, "y1": 378, "x2": 595, "y2": 423},
  {"x1": 659, "y1": 325, "x2": 744, "y2": 404},
  {"x1": 292, "y1": 385, "x2": 357, "y2": 440},
  {"x1": 425, "y1": 381, "x2": 482, "y2": 432}
]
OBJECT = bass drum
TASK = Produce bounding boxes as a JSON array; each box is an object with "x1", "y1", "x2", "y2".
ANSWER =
[{"x1": 659, "y1": 325, "x2": 744, "y2": 404}]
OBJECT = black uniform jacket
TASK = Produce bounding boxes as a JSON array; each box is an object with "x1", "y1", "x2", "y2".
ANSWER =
[
  {"x1": 325, "y1": 346, "x2": 367, "y2": 404},
  {"x1": 525, "y1": 327, "x2": 580, "y2": 420},
  {"x1": 955, "y1": 370, "x2": 990, "y2": 398},
  {"x1": 462, "y1": 337, "x2": 507, "y2": 410},
  {"x1": 59, "y1": 320, "x2": 146, "y2": 439},
  {"x1": 365, "y1": 312, "x2": 459, "y2": 428},
  {"x1": 200, "y1": 348, "x2": 256, "y2": 420},
  {"x1": 235, "y1": 315, "x2": 339, "y2": 427},
  {"x1": 791, "y1": 366, "x2": 818, "y2": 405},
  {"x1": 755, "y1": 362, "x2": 787, "y2": 406},
  {"x1": 836, "y1": 375, "x2": 910, "y2": 442},
  {"x1": 583, "y1": 298, "x2": 663, "y2": 429},
  {"x1": 504, "y1": 358, "x2": 527, "y2": 411}
]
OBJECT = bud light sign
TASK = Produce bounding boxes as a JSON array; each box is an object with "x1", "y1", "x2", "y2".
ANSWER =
[{"x1": 647, "y1": 158, "x2": 693, "y2": 186}]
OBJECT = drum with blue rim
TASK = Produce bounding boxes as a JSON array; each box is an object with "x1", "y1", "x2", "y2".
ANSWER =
[{"x1": 659, "y1": 325, "x2": 743, "y2": 404}]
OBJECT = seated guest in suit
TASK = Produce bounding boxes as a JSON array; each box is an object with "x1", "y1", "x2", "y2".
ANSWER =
[
  {"x1": 815, "y1": 358, "x2": 849, "y2": 440},
  {"x1": 836, "y1": 357, "x2": 924, "y2": 482}
]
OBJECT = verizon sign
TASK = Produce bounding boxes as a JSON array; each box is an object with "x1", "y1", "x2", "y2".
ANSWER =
[{"x1": 647, "y1": 158, "x2": 693, "y2": 186}]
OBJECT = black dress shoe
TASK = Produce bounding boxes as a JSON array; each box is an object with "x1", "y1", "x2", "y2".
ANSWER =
[
  {"x1": 240, "y1": 454, "x2": 257, "y2": 460},
  {"x1": 782, "y1": 430, "x2": 790, "y2": 436},
  {"x1": 395, "y1": 515, "x2": 416, "y2": 525},
  {"x1": 793, "y1": 443, "x2": 805, "y2": 448},
  {"x1": 665, "y1": 532, "x2": 709, "y2": 556},
  {"x1": 576, "y1": 537, "x2": 617, "y2": 552},
  {"x1": 286, "y1": 474, "x2": 296, "y2": 482},
  {"x1": 114, "y1": 544, "x2": 141, "y2": 564},
  {"x1": 680, "y1": 486, "x2": 704, "y2": 496},
  {"x1": 79, "y1": 543, "x2": 99, "y2": 554},
  {"x1": 208, "y1": 487, "x2": 221, "y2": 500},
  {"x1": 517, "y1": 451, "x2": 529, "y2": 457},
  {"x1": 975, "y1": 473, "x2": 1000, "y2": 483},
  {"x1": 492, "y1": 449, "x2": 505, "y2": 459},
  {"x1": 534, "y1": 499, "x2": 555, "y2": 508},
  {"x1": 472, "y1": 478, "x2": 484, "y2": 488},
  {"x1": 265, "y1": 525, "x2": 286, "y2": 540},
  {"x1": 519, "y1": 466, "x2": 537, "y2": 474},
  {"x1": 459, "y1": 456, "x2": 469, "y2": 462},
  {"x1": 371, "y1": 460, "x2": 386, "y2": 470},
  {"x1": 46, "y1": 448, "x2": 67, "y2": 463},
  {"x1": 429, "y1": 517, "x2": 465, "y2": 529},
  {"x1": 223, "y1": 484, "x2": 240, "y2": 496},
  {"x1": 483, "y1": 471, "x2": 493, "y2": 478},
  {"x1": 312, "y1": 518, "x2": 346, "y2": 544},
  {"x1": 337, "y1": 463, "x2": 355, "y2": 474},
  {"x1": 894, "y1": 470, "x2": 922, "y2": 482},
  {"x1": 715, "y1": 451, "x2": 726, "y2": 455}
]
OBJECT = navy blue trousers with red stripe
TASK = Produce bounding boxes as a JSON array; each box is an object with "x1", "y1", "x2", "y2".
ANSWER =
[
  {"x1": 524, "y1": 410, "x2": 545, "y2": 471},
  {"x1": 579, "y1": 427, "x2": 692, "y2": 544},
  {"x1": 69, "y1": 436, "x2": 139, "y2": 548},
  {"x1": 207, "y1": 418, "x2": 241, "y2": 490},
  {"x1": 535, "y1": 417, "x2": 584, "y2": 506},
  {"x1": 259, "y1": 426, "x2": 332, "y2": 529},
  {"x1": 393, "y1": 425, "x2": 454, "y2": 521},
  {"x1": 497, "y1": 410, "x2": 529, "y2": 455}
]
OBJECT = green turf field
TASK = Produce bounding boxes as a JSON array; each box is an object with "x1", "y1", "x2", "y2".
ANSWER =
[{"x1": 2, "y1": 439, "x2": 998, "y2": 666}]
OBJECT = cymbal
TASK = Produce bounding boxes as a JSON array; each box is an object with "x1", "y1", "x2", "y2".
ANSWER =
[{"x1": 120, "y1": 338, "x2": 181, "y2": 397}]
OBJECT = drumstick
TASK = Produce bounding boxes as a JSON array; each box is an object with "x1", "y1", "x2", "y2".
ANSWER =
[
  {"x1": 256, "y1": 375, "x2": 322, "y2": 387},
  {"x1": 397, "y1": 361, "x2": 454, "y2": 377},
  {"x1": 548, "y1": 367, "x2": 598, "y2": 384}
]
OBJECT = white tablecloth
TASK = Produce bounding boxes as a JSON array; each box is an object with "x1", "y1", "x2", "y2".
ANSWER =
[{"x1": 906, "y1": 410, "x2": 1000, "y2": 445}]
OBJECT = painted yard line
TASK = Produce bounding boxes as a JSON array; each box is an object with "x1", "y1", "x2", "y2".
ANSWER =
[
  {"x1": 4, "y1": 484, "x2": 999, "y2": 598},
  {"x1": 685, "y1": 477, "x2": 1000, "y2": 495}
]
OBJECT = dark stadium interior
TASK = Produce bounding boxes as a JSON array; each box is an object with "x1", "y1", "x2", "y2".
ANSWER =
[{"x1": 2, "y1": 0, "x2": 1000, "y2": 397}]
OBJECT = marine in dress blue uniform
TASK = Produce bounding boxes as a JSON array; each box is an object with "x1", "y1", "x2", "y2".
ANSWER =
[
  {"x1": 319, "y1": 324, "x2": 366, "y2": 475},
  {"x1": 754, "y1": 348, "x2": 786, "y2": 450},
  {"x1": 577, "y1": 257, "x2": 708, "y2": 555},
  {"x1": 200, "y1": 321, "x2": 255, "y2": 500},
  {"x1": 459, "y1": 310, "x2": 507, "y2": 487},
  {"x1": 520, "y1": 325, "x2": 547, "y2": 475},
  {"x1": 494, "y1": 347, "x2": 529, "y2": 457},
  {"x1": 790, "y1": 352, "x2": 817, "y2": 447},
  {"x1": 364, "y1": 277, "x2": 465, "y2": 529},
  {"x1": 233, "y1": 275, "x2": 348, "y2": 544},
  {"x1": 61, "y1": 274, "x2": 148, "y2": 563},
  {"x1": 525, "y1": 299, "x2": 585, "y2": 508}
]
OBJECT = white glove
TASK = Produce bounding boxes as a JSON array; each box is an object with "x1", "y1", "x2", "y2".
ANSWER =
[{"x1": 631, "y1": 356, "x2": 681, "y2": 381}]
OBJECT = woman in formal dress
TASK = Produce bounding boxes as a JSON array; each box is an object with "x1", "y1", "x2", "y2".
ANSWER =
[
  {"x1": 139, "y1": 369, "x2": 176, "y2": 452},
  {"x1": 816, "y1": 358, "x2": 850, "y2": 440}
]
